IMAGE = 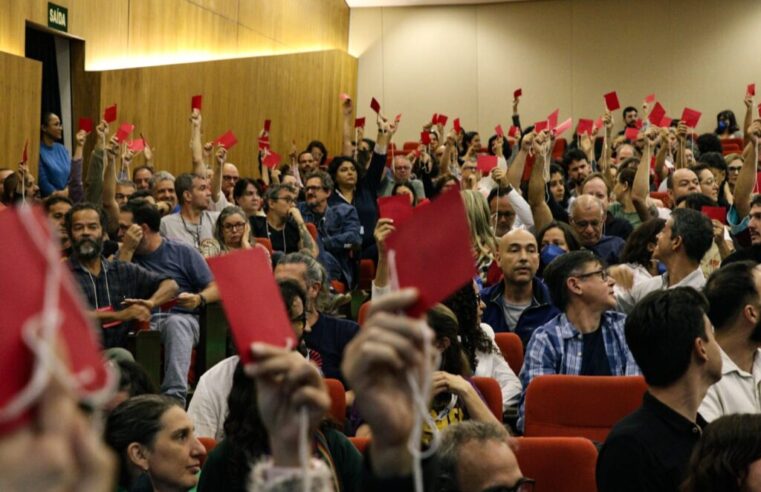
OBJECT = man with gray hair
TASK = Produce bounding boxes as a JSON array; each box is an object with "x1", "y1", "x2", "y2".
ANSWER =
[
  {"x1": 379, "y1": 155, "x2": 426, "y2": 198},
  {"x1": 252, "y1": 184, "x2": 318, "y2": 258},
  {"x1": 570, "y1": 194, "x2": 625, "y2": 265},
  {"x1": 299, "y1": 170, "x2": 362, "y2": 288},
  {"x1": 438, "y1": 421, "x2": 531, "y2": 492},
  {"x1": 150, "y1": 170, "x2": 178, "y2": 215}
]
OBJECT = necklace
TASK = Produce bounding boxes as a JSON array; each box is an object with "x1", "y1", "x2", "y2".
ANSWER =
[
  {"x1": 180, "y1": 212, "x2": 203, "y2": 248},
  {"x1": 265, "y1": 219, "x2": 287, "y2": 254}
]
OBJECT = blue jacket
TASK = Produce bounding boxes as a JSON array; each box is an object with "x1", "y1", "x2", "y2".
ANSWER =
[
  {"x1": 481, "y1": 277, "x2": 559, "y2": 347},
  {"x1": 39, "y1": 142, "x2": 71, "y2": 196}
]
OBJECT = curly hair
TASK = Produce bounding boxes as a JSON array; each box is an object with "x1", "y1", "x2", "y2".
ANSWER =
[
  {"x1": 443, "y1": 284, "x2": 497, "y2": 370},
  {"x1": 620, "y1": 218, "x2": 665, "y2": 268}
]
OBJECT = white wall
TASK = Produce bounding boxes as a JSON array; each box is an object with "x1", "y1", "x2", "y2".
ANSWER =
[{"x1": 349, "y1": 0, "x2": 761, "y2": 144}]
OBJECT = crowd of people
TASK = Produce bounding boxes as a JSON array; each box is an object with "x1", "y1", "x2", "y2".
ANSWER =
[{"x1": 4, "y1": 89, "x2": 761, "y2": 492}]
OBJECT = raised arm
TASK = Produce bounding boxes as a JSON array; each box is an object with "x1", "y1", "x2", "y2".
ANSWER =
[
  {"x1": 527, "y1": 131, "x2": 553, "y2": 231},
  {"x1": 68, "y1": 129, "x2": 88, "y2": 203},
  {"x1": 599, "y1": 111, "x2": 613, "y2": 175},
  {"x1": 632, "y1": 128, "x2": 655, "y2": 221},
  {"x1": 84, "y1": 120, "x2": 108, "y2": 204},
  {"x1": 734, "y1": 120, "x2": 761, "y2": 219},
  {"x1": 506, "y1": 135, "x2": 531, "y2": 190},
  {"x1": 190, "y1": 110, "x2": 204, "y2": 175},
  {"x1": 102, "y1": 137, "x2": 121, "y2": 233},
  {"x1": 675, "y1": 121, "x2": 688, "y2": 170},
  {"x1": 744, "y1": 92, "x2": 754, "y2": 143},
  {"x1": 341, "y1": 96, "x2": 354, "y2": 157},
  {"x1": 210, "y1": 146, "x2": 224, "y2": 203}
]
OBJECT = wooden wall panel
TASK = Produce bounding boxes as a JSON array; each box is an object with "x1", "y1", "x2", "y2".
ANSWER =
[
  {"x1": 98, "y1": 50, "x2": 357, "y2": 179},
  {"x1": 0, "y1": 52, "x2": 41, "y2": 176}
]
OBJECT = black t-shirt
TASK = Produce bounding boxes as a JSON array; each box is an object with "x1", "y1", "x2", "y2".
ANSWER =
[
  {"x1": 251, "y1": 216, "x2": 301, "y2": 254},
  {"x1": 580, "y1": 328, "x2": 612, "y2": 376}
]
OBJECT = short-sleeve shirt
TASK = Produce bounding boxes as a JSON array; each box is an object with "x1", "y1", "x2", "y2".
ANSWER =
[
  {"x1": 159, "y1": 211, "x2": 219, "y2": 250},
  {"x1": 251, "y1": 216, "x2": 301, "y2": 254},
  {"x1": 305, "y1": 314, "x2": 360, "y2": 384}
]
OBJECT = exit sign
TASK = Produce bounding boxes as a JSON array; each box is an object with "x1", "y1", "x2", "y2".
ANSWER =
[{"x1": 48, "y1": 3, "x2": 68, "y2": 32}]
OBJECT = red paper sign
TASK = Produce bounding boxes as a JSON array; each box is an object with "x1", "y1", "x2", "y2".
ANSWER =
[
  {"x1": 262, "y1": 150, "x2": 281, "y2": 169},
  {"x1": 453, "y1": 118, "x2": 461, "y2": 133},
  {"x1": 432, "y1": 113, "x2": 438, "y2": 124},
  {"x1": 604, "y1": 91, "x2": 621, "y2": 111},
  {"x1": 127, "y1": 139, "x2": 145, "y2": 153},
  {"x1": 215, "y1": 130, "x2": 238, "y2": 149},
  {"x1": 754, "y1": 172, "x2": 761, "y2": 194},
  {"x1": 208, "y1": 248, "x2": 296, "y2": 363},
  {"x1": 495, "y1": 124, "x2": 504, "y2": 137},
  {"x1": 645, "y1": 93, "x2": 656, "y2": 103},
  {"x1": 477, "y1": 154, "x2": 498, "y2": 174},
  {"x1": 659, "y1": 116, "x2": 673, "y2": 128},
  {"x1": 114, "y1": 123, "x2": 135, "y2": 143},
  {"x1": 577, "y1": 119, "x2": 594, "y2": 136},
  {"x1": 648, "y1": 102, "x2": 666, "y2": 126},
  {"x1": 635, "y1": 118, "x2": 643, "y2": 129},
  {"x1": 370, "y1": 97, "x2": 381, "y2": 113},
  {"x1": 78, "y1": 117, "x2": 93, "y2": 133},
  {"x1": 553, "y1": 117, "x2": 573, "y2": 137},
  {"x1": 514, "y1": 88, "x2": 522, "y2": 99},
  {"x1": 191, "y1": 94, "x2": 202, "y2": 111},
  {"x1": 258, "y1": 136, "x2": 270, "y2": 151},
  {"x1": 701, "y1": 206, "x2": 727, "y2": 225},
  {"x1": 624, "y1": 127, "x2": 640, "y2": 141},
  {"x1": 547, "y1": 109, "x2": 559, "y2": 130},
  {"x1": 263, "y1": 119, "x2": 271, "y2": 132},
  {"x1": 378, "y1": 194, "x2": 414, "y2": 226},
  {"x1": 521, "y1": 153, "x2": 535, "y2": 183},
  {"x1": 103, "y1": 104, "x2": 117, "y2": 123},
  {"x1": 437, "y1": 114, "x2": 449, "y2": 126},
  {"x1": 681, "y1": 108, "x2": 702, "y2": 128},
  {"x1": 421, "y1": 131, "x2": 431, "y2": 145},
  {"x1": 534, "y1": 120, "x2": 548, "y2": 133},
  {"x1": 748, "y1": 84, "x2": 756, "y2": 97},
  {"x1": 508, "y1": 125, "x2": 520, "y2": 138},
  {"x1": 355, "y1": 117, "x2": 366, "y2": 129},
  {"x1": 386, "y1": 188, "x2": 477, "y2": 317}
]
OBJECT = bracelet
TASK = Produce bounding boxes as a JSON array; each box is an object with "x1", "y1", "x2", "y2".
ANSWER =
[{"x1": 198, "y1": 293, "x2": 207, "y2": 309}]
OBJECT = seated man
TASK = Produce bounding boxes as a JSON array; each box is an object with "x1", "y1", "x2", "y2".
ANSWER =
[
  {"x1": 252, "y1": 184, "x2": 318, "y2": 258},
  {"x1": 379, "y1": 155, "x2": 425, "y2": 199},
  {"x1": 518, "y1": 250, "x2": 640, "y2": 431},
  {"x1": 581, "y1": 173, "x2": 633, "y2": 241},
  {"x1": 120, "y1": 201, "x2": 219, "y2": 405},
  {"x1": 44, "y1": 195, "x2": 72, "y2": 250},
  {"x1": 487, "y1": 185, "x2": 534, "y2": 237},
  {"x1": 150, "y1": 171, "x2": 178, "y2": 215},
  {"x1": 298, "y1": 171, "x2": 362, "y2": 288},
  {"x1": 569, "y1": 195, "x2": 625, "y2": 265},
  {"x1": 597, "y1": 287, "x2": 723, "y2": 492}
]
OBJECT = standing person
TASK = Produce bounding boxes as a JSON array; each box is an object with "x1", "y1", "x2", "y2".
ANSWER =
[
  {"x1": 159, "y1": 173, "x2": 218, "y2": 250},
  {"x1": 39, "y1": 112, "x2": 87, "y2": 197}
]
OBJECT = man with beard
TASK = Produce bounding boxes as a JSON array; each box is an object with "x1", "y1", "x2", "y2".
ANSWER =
[
  {"x1": 700, "y1": 261, "x2": 761, "y2": 420},
  {"x1": 616, "y1": 106, "x2": 639, "y2": 136},
  {"x1": 65, "y1": 203, "x2": 178, "y2": 350},
  {"x1": 563, "y1": 149, "x2": 591, "y2": 198},
  {"x1": 297, "y1": 150, "x2": 318, "y2": 178}
]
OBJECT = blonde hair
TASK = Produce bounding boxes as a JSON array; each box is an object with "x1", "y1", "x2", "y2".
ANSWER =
[{"x1": 460, "y1": 190, "x2": 497, "y2": 261}]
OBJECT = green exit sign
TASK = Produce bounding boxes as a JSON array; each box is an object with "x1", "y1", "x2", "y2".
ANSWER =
[{"x1": 47, "y1": 3, "x2": 68, "y2": 32}]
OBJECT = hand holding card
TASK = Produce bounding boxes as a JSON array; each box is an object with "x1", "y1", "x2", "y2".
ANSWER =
[
  {"x1": 604, "y1": 91, "x2": 620, "y2": 111},
  {"x1": 103, "y1": 104, "x2": 117, "y2": 124}
]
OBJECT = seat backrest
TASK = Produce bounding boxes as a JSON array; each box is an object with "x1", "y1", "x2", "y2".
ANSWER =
[
  {"x1": 523, "y1": 375, "x2": 646, "y2": 442},
  {"x1": 358, "y1": 301, "x2": 371, "y2": 326},
  {"x1": 514, "y1": 437, "x2": 598, "y2": 492},
  {"x1": 197, "y1": 437, "x2": 217, "y2": 467},
  {"x1": 305, "y1": 222, "x2": 318, "y2": 242},
  {"x1": 349, "y1": 436, "x2": 370, "y2": 453},
  {"x1": 494, "y1": 332, "x2": 524, "y2": 375},
  {"x1": 324, "y1": 378, "x2": 346, "y2": 426},
  {"x1": 255, "y1": 237, "x2": 273, "y2": 254},
  {"x1": 471, "y1": 376, "x2": 503, "y2": 420}
]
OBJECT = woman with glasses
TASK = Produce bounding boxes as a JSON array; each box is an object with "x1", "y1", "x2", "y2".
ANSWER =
[
  {"x1": 725, "y1": 153, "x2": 743, "y2": 195},
  {"x1": 200, "y1": 206, "x2": 272, "y2": 263}
]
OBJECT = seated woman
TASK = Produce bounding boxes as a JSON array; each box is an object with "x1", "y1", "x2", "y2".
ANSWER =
[
  {"x1": 200, "y1": 206, "x2": 271, "y2": 263},
  {"x1": 232, "y1": 178, "x2": 265, "y2": 218},
  {"x1": 392, "y1": 180, "x2": 420, "y2": 207},
  {"x1": 534, "y1": 220, "x2": 581, "y2": 275},
  {"x1": 105, "y1": 394, "x2": 207, "y2": 492},
  {"x1": 461, "y1": 190, "x2": 498, "y2": 286},
  {"x1": 608, "y1": 218, "x2": 665, "y2": 293},
  {"x1": 714, "y1": 109, "x2": 742, "y2": 139}
]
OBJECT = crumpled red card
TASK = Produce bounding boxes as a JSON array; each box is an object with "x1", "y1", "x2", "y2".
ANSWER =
[
  {"x1": 114, "y1": 123, "x2": 135, "y2": 143},
  {"x1": 370, "y1": 97, "x2": 381, "y2": 113},
  {"x1": 477, "y1": 154, "x2": 498, "y2": 174},
  {"x1": 534, "y1": 120, "x2": 548, "y2": 133},
  {"x1": 701, "y1": 206, "x2": 727, "y2": 225},
  {"x1": 624, "y1": 127, "x2": 640, "y2": 141},
  {"x1": 395, "y1": 113, "x2": 402, "y2": 123},
  {"x1": 681, "y1": 108, "x2": 702, "y2": 128},
  {"x1": 553, "y1": 117, "x2": 572, "y2": 137},
  {"x1": 648, "y1": 102, "x2": 666, "y2": 126},
  {"x1": 215, "y1": 130, "x2": 238, "y2": 149},
  {"x1": 604, "y1": 91, "x2": 620, "y2": 111},
  {"x1": 208, "y1": 248, "x2": 296, "y2": 364},
  {"x1": 78, "y1": 117, "x2": 93, "y2": 133},
  {"x1": 262, "y1": 150, "x2": 281, "y2": 169},
  {"x1": 0, "y1": 207, "x2": 111, "y2": 435},
  {"x1": 127, "y1": 139, "x2": 145, "y2": 152},
  {"x1": 513, "y1": 88, "x2": 522, "y2": 99},
  {"x1": 421, "y1": 131, "x2": 431, "y2": 145},
  {"x1": 191, "y1": 94, "x2": 202, "y2": 111},
  {"x1": 453, "y1": 118, "x2": 461, "y2": 133},
  {"x1": 437, "y1": 114, "x2": 449, "y2": 126},
  {"x1": 385, "y1": 188, "x2": 477, "y2": 317},
  {"x1": 355, "y1": 117, "x2": 365, "y2": 129},
  {"x1": 103, "y1": 104, "x2": 117, "y2": 124},
  {"x1": 577, "y1": 118, "x2": 594, "y2": 136},
  {"x1": 495, "y1": 124, "x2": 504, "y2": 137},
  {"x1": 378, "y1": 194, "x2": 414, "y2": 226},
  {"x1": 547, "y1": 109, "x2": 559, "y2": 130}
]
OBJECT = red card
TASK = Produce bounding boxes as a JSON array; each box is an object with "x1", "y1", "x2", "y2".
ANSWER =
[
  {"x1": 432, "y1": 113, "x2": 438, "y2": 124},
  {"x1": 748, "y1": 84, "x2": 756, "y2": 97},
  {"x1": 127, "y1": 139, "x2": 145, "y2": 153},
  {"x1": 355, "y1": 117, "x2": 366, "y2": 129},
  {"x1": 453, "y1": 118, "x2": 461, "y2": 133},
  {"x1": 378, "y1": 194, "x2": 414, "y2": 226},
  {"x1": 659, "y1": 116, "x2": 673, "y2": 128},
  {"x1": 0, "y1": 207, "x2": 111, "y2": 435},
  {"x1": 258, "y1": 136, "x2": 270, "y2": 151},
  {"x1": 114, "y1": 123, "x2": 135, "y2": 143},
  {"x1": 534, "y1": 120, "x2": 548, "y2": 133},
  {"x1": 624, "y1": 127, "x2": 640, "y2": 141},
  {"x1": 477, "y1": 154, "x2": 498, "y2": 174},
  {"x1": 547, "y1": 109, "x2": 559, "y2": 130},
  {"x1": 577, "y1": 118, "x2": 594, "y2": 136},
  {"x1": 21, "y1": 139, "x2": 28, "y2": 163},
  {"x1": 78, "y1": 117, "x2": 93, "y2": 133},
  {"x1": 385, "y1": 188, "x2": 476, "y2": 317},
  {"x1": 645, "y1": 93, "x2": 656, "y2": 103},
  {"x1": 553, "y1": 117, "x2": 573, "y2": 137},
  {"x1": 103, "y1": 104, "x2": 117, "y2": 124},
  {"x1": 437, "y1": 114, "x2": 449, "y2": 126},
  {"x1": 263, "y1": 119, "x2": 271, "y2": 132},
  {"x1": 421, "y1": 131, "x2": 431, "y2": 145},
  {"x1": 508, "y1": 125, "x2": 520, "y2": 138},
  {"x1": 262, "y1": 150, "x2": 281, "y2": 169},
  {"x1": 370, "y1": 97, "x2": 381, "y2": 113},
  {"x1": 514, "y1": 88, "x2": 522, "y2": 99},
  {"x1": 191, "y1": 94, "x2": 202, "y2": 111},
  {"x1": 604, "y1": 91, "x2": 620, "y2": 111},
  {"x1": 340, "y1": 92, "x2": 350, "y2": 101},
  {"x1": 635, "y1": 118, "x2": 643, "y2": 129},
  {"x1": 215, "y1": 130, "x2": 238, "y2": 149},
  {"x1": 521, "y1": 153, "x2": 535, "y2": 183},
  {"x1": 208, "y1": 248, "x2": 296, "y2": 363},
  {"x1": 701, "y1": 206, "x2": 727, "y2": 225},
  {"x1": 648, "y1": 102, "x2": 666, "y2": 126},
  {"x1": 681, "y1": 108, "x2": 702, "y2": 128},
  {"x1": 593, "y1": 117, "x2": 603, "y2": 130},
  {"x1": 495, "y1": 124, "x2": 504, "y2": 137},
  {"x1": 395, "y1": 113, "x2": 402, "y2": 123}
]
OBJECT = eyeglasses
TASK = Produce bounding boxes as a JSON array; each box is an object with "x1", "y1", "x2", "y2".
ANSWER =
[
  {"x1": 223, "y1": 175, "x2": 239, "y2": 181},
  {"x1": 482, "y1": 478, "x2": 536, "y2": 492},
  {"x1": 572, "y1": 219, "x2": 601, "y2": 229},
  {"x1": 275, "y1": 196, "x2": 295, "y2": 204},
  {"x1": 491, "y1": 211, "x2": 516, "y2": 220},
  {"x1": 223, "y1": 222, "x2": 246, "y2": 231},
  {"x1": 305, "y1": 186, "x2": 326, "y2": 193},
  {"x1": 290, "y1": 312, "x2": 307, "y2": 329},
  {"x1": 574, "y1": 268, "x2": 610, "y2": 281},
  {"x1": 728, "y1": 166, "x2": 742, "y2": 173}
]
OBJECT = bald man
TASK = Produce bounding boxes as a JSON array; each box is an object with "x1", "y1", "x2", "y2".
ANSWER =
[
  {"x1": 570, "y1": 194, "x2": 625, "y2": 265},
  {"x1": 667, "y1": 168, "x2": 701, "y2": 208},
  {"x1": 221, "y1": 163, "x2": 240, "y2": 201},
  {"x1": 481, "y1": 229, "x2": 559, "y2": 345}
]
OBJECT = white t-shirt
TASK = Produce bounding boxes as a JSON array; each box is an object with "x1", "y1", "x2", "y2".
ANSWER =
[
  {"x1": 187, "y1": 355, "x2": 239, "y2": 441},
  {"x1": 475, "y1": 323, "x2": 522, "y2": 410}
]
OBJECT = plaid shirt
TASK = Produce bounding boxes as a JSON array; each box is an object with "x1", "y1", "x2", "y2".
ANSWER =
[{"x1": 517, "y1": 311, "x2": 640, "y2": 431}]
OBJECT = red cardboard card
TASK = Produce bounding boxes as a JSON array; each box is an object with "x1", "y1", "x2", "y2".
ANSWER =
[
  {"x1": 648, "y1": 102, "x2": 666, "y2": 126},
  {"x1": 127, "y1": 139, "x2": 145, "y2": 153},
  {"x1": 495, "y1": 124, "x2": 504, "y2": 137},
  {"x1": 604, "y1": 91, "x2": 621, "y2": 111},
  {"x1": 262, "y1": 150, "x2": 281, "y2": 169},
  {"x1": 191, "y1": 94, "x2": 202, "y2": 111},
  {"x1": 553, "y1": 117, "x2": 572, "y2": 136},
  {"x1": 431, "y1": 113, "x2": 438, "y2": 124},
  {"x1": 378, "y1": 194, "x2": 414, "y2": 226},
  {"x1": 513, "y1": 88, "x2": 522, "y2": 99},
  {"x1": 624, "y1": 127, "x2": 640, "y2": 141},
  {"x1": 421, "y1": 131, "x2": 431, "y2": 145},
  {"x1": 477, "y1": 154, "x2": 498, "y2": 174},
  {"x1": 103, "y1": 104, "x2": 117, "y2": 124},
  {"x1": 577, "y1": 118, "x2": 594, "y2": 136},
  {"x1": 681, "y1": 108, "x2": 702, "y2": 128},
  {"x1": 370, "y1": 97, "x2": 381, "y2": 113},
  {"x1": 263, "y1": 119, "x2": 271, "y2": 132},
  {"x1": 521, "y1": 153, "x2": 535, "y2": 183},
  {"x1": 748, "y1": 83, "x2": 756, "y2": 97},
  {"x1": 208, "y1": 248, "x2": 296, "y2": 363},
  {"x1": 258, "y1": 136, "x2": 270, "y2": 151},
  {"x1": 659, "y1": 116, "x2": 673, "y2": 128},
  {"x1": 78, "y1": 117, "x2": 93, "y2": 133},
  {"x1": 437, "y1": 114, "x2": 449, "y2": 126},
  {"x1": 385, "y1": 188, "x2": 476, "y2": 317},
  {"x1": 635, "y1": 118, "x2": 643, "y2": 129},
  {"x1": 508, "y1": 125, "x2": 520, "y2": 138},
  {"x1": 21, "y1": 139, "x2": 28, "y2": 163},
  {"x1": 701, "y1": 206, "x2": 727, "y2": 225},
  {"x1": 355, "y1": 117, "x2": 366, "y2": 129},
  {"x1": 534, "y1": 120, "x2": 548, "y2": 133},
  {"x1": 215, "y1": 130, "x2": 238, "y2": 149},
  {"x1": 453, "y1": 118, "x2": 461, "y2": 133},
  {"x1": 645, "y1": 93, "x2": 656, "y2": 103},
  {"x1": 547, "y1": 109, "x2": 559, "y2": 130},
  {"x1": 114, "y1": 123, "x2": 135, "y2": 143}
]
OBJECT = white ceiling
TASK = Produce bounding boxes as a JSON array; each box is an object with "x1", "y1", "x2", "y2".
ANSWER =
[{"x1": 346, "y1": 0, "x2": 524, "y2": 7}]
